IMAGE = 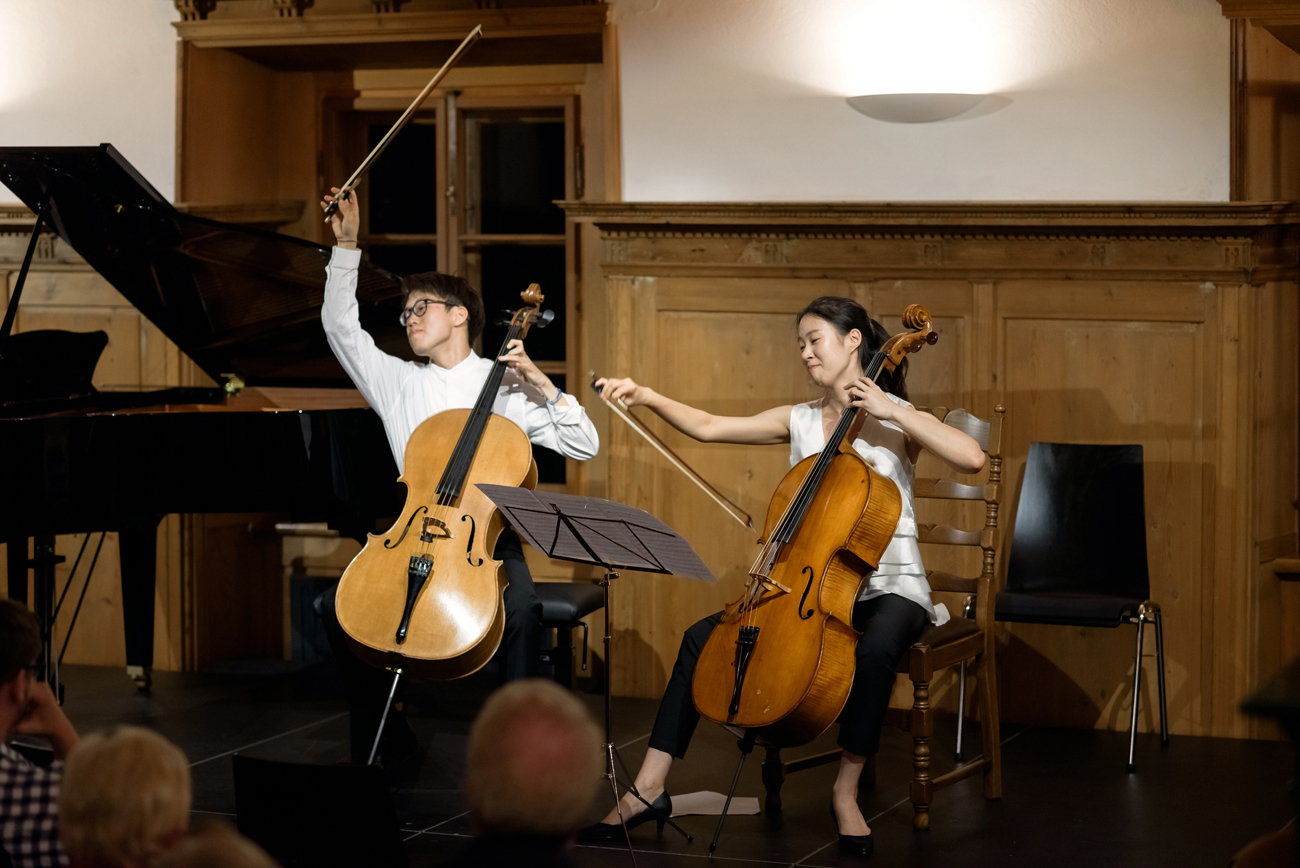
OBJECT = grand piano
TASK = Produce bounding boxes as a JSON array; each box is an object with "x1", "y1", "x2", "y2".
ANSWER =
[{"x1": 0, "y1": 145, "x2": 410, "y2": 691}]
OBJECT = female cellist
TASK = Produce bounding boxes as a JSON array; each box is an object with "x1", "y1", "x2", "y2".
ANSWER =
[{"x1": 583, "y1": 297, "x2": 985, "y2": 856}]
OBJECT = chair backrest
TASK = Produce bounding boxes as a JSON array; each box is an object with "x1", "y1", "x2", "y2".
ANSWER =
[
  {"x1": 232, "y1": 754, "x2": 408, "y2": 868},
  {"x1": 913, "y1": 406, "x2": 1005, "y2": 621},
  {"x1": 1005, "y1": 442, "x2": 1149, "y2": 599}
]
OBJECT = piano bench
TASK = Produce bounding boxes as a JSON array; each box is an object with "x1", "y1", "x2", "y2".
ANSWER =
[{"x1": 535, "y1": 582, "x2": 605, "y2": 690}]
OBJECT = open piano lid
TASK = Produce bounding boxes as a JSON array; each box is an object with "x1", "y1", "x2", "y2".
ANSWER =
[{"x1": 0, "y1": 144, "x2": 411, "y2": 389}]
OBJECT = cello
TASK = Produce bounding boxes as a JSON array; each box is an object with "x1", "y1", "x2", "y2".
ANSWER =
[
  {"x1": 334, "y1": 285, "x2": 553, "y2": 680},
  {"x1": 691, "y1": 305, "x2": 938, "y2": 746}
]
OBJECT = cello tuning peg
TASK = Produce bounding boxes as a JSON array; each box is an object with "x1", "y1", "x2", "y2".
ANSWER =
[{"x1": 533, "y1": 310, "x2": 556, "y2": 328}]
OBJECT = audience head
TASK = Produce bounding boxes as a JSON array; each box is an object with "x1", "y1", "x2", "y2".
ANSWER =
[
  {"x1": 151, "y1": 819, "x2": 278, "y2": 868},
  {"x1": 0, "y1": 598, "x2": 42, "y2": 734},
  {"x1": 466, "y1": 679, "x2": 601, "y2": 837},
  {"x1": 60, "y1": 726, "x2": 191, "y2": 868}
]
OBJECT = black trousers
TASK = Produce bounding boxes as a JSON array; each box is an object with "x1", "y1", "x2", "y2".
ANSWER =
[
  {"x1": 317, "y1": 528, "x2": 542, "y2": 763},
  {"x1": 647, "y1": 593, "x2": 930, "y2": 759}
]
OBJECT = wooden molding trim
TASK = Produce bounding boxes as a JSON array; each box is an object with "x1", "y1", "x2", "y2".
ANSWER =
[
  {"x1": 561, "y1": 201, "x2": 1300, "y2": 283},
  {"x1": 3, "y1": 202, "x2": 307, "y2": 230},
  {"x1": 174, "y1": 200, "x2": 306, "y2": 227},
  {"x1": 1218, "y1": 0, "x2": 1300, "y2": 22},
  {"x1": 560, "y1": 200, "x2": 1300, "y2": 228},
  {"x1": 174, "y1": 5, "x2": 607, "y2": 47}
]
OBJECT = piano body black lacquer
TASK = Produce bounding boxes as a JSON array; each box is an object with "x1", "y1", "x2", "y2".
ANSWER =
[{"x1": 0, "y1": 145, "x2": 412, "y2": 693}]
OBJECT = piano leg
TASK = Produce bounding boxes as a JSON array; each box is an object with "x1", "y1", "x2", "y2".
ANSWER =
[
  {"x1": 119, "y1": 521, "x2": 159, "y2": 692},
  {"x1": 31, "y1": 536, "x2": 64, "y2": 701},
  {"x1": 6, "y1": 535, "x2": 27, "y2": 603}
]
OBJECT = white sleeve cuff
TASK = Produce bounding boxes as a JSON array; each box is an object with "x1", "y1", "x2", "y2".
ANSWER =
[{"x1": 330, "y1": 246, "x2": 363, "y2": 268}]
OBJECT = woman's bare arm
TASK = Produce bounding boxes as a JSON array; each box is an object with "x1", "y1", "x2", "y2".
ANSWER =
[{"x1": 595, "y1": 377, "x2": 791, "y2": 445}]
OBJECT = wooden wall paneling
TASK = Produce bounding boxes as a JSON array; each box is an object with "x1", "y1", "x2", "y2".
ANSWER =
[
  {"x1": 1248, "y1": 279, "x2": 1300, "y2": 736},
  {"x1": 1235, "y1": 21, "x2": 1300, "y2": 200},
  {"x1": 179, "y1": 44, "x2": 280, "y2": 204},
  {"x1": 568, "y1": 202, "x2": 1300, "y2": 739},
  {"x1": 996, "y1": 282, "x2": 1212, "y2": 735}
]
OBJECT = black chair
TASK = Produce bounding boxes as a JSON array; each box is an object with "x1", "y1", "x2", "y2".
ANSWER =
[
  {"x1": 995, "y1": 442, "x2": 1168, "y2": 771},
  {"x1": 534, "y1": 582, "x2": 604, "y2": 688},
  {"x1": 232, "y1": 754, "x2": 408, "y2": 868}
]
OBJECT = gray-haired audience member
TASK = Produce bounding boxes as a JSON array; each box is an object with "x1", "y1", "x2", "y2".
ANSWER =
[
  {"x1": 440, "y1": 679, "x2": 601, "y2": 867},
  {"x1": 59, "y1": 726, "x2": 191, "y2": 867},
  {"x1": 0, "y1": 599, "x2": 79, "y2": 868}
]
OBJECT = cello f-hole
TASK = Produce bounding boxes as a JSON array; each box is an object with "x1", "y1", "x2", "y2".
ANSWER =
[
  {"x1": 461, "y1": 514, "x2": 483, "y2": 566},
  {"x1": 385, "y1": 505, "x2": 428, "y2": 549},
  {"x1": 797, "y1": 566, "x2": 815, "y2": 620}
]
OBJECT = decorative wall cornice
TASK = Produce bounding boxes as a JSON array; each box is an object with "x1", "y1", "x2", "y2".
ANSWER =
[
  {"x1": 174, "y1": 4, "x2": 606, "y2": 46},
  {"x1": 561, "y1": 201, "x2": 1300, "y2": 284},
  {"x1": 560, "y1": 201, "x2": 1300, "y2": 231}
]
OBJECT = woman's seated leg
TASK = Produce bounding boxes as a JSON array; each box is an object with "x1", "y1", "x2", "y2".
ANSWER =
[
  {"x1": 593, "y1": 612, "x2": 721, "y2": 826},
  {"x1": 832, "y1": 594, "x2": 929, "y2": 835}
]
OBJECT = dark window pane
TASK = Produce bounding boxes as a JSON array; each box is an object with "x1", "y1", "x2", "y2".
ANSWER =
[
  {"x1": 477, "y1": 121, "x2": 565, "y2": 234},
  {"x1": 367, "y1": 120, "x2": 437, "y2": 234},
  {"x1": 533, "y1": 374, "x2": 567, "y2": 485},
  {"x1": 478, "y1": 245, "x2": 566, "y2": 362},
  {"x1": 367, "y1": 245, "x2": 439, "y2": 277}
]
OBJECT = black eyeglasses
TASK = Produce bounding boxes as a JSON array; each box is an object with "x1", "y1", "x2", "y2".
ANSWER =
[{"x1": 399, "y1": 298, "x2": 456, "y2": 326}]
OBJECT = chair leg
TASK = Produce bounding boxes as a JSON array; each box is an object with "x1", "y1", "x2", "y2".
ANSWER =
[
  {"x1": 976, "y1": 652, "x2": 1002, "y2": 800},
  {"x1": 1152, "y1": 605, "x2": 1169, "y2": 746},
  {"x1": 761, "y1": 745, "x2": 784, "y2": 816},
  {"x1": 909, "y1": 677, "x2": 932, "y2": 830},
  {"x1": 955, "y1": 659, "x2": 967, "y2": 762},
  {"x1": 1127, "y1": 614, "x2": 1146, "y2": 773}
]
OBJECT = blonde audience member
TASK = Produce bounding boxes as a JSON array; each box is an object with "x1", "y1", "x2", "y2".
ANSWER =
[
  {"x1": 441, "y1": 679, "x2": 601, "y2": 866},
  {"x1": 59, "y1": 727, "x2": 190, "y2": 868},
  {"x1": 151, "y1": 819, "x2": 277, "y2": 868}
]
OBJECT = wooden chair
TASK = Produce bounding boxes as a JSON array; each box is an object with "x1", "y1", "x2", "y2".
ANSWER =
[{"x1": 761, "y1": 405, "x2": 1005, "y2": 831}]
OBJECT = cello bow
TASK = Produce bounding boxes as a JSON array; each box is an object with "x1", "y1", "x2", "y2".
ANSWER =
[
  {"x1": 590, "y1": 372, "x2": 754, "y2": 532},
  {"x1": 323, "y1": 25, "x2": 483, "y2": 222}
]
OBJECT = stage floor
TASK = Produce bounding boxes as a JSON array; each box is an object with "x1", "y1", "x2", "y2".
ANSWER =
[{"x1": 50, "y1": 662, "x2": 1293, "y2": 867}]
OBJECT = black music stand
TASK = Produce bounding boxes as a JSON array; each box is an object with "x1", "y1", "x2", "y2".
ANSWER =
[{"x1": 477, "y1": 485, "x2": 714, "y2": 862}]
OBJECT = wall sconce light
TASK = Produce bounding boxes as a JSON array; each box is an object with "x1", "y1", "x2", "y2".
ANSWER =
[{"x1": 846, "y1": 93, "x2": 988, "y2": 123}]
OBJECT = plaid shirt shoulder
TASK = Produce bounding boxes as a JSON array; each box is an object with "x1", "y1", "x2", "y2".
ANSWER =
[{"x1": 0, "y1": 744, "x2": 67, "y2": 868}]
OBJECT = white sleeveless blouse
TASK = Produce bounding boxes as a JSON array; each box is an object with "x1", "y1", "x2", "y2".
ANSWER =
[{"x1": 788, "y1": 395, "x2": 945, "y2": 625}]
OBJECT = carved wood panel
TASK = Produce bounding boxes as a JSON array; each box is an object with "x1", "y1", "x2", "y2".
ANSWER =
[{"x1": 572, "y1": 202, "x2": 1300, "y2": 739}]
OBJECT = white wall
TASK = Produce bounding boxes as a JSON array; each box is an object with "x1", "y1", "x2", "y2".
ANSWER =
[
  {"x1": 0, "y1": 0, "x2": 1232, "y2": 205},
  {"x1": 612, "y1": 0, "x2": 1231, "y2": 201},
  {"x1": 0, "y1": 0, "x2": 179, "y2": 203}
]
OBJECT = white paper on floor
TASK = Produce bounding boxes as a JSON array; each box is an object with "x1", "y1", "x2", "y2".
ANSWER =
[{"x1": 669, "y1": 791, "x2": 760, "y2": 817}]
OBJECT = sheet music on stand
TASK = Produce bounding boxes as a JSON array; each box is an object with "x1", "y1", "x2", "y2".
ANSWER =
[{"x1": 475, "y1": 486, "x2": 714, "y2": 581}]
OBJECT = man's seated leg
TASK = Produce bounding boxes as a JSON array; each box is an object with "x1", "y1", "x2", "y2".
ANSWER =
[
  {"x1": 496, "y1": 530, "x2": 543, "y2": 682},
  {"x1": 314, "y1": 584, "x2": 418, "y2": 764}
]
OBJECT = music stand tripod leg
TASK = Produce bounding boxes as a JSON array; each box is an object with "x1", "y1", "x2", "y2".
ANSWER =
[
  {"x1": 598, "y1": 569, "x2": 693, "y2": 847},
  {"x1": 367, "y1": 668, "x2": 403, "y2": 766},
  {"x1": 709, "y1": 729, "x2": 756, "y2": 854}
]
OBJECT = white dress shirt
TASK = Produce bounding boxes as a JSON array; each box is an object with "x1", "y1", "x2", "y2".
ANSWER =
[
  {"x1": 789, "y1": 395, "x2": 946, "y2": 625},
  {"x1": 321, "y1": 247, "x2": 599, "y2": 472}
]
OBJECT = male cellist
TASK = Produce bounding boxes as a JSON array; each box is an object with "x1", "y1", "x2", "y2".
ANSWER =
[{"x1": 316, "y1": 186, "x2": 599, "y2": 764}]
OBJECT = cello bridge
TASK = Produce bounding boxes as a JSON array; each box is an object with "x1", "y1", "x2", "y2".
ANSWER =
[{"x1": 420, "y1": 516, "x2": 453, "y2": 543}]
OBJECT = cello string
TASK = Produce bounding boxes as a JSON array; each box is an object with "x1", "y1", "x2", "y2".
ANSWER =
[
  {"x1": 775, "y1": 349, "x2": 887, "y2": 545},
  {"x1": 745, "y1": 347, "x2": 888, "y2": 629},
  {"x1": 438, "y1": 319, "x2": 521, "y2": 501},
  {"x1": 437, "y1": 319, "x2": 525, "y2": 504}
]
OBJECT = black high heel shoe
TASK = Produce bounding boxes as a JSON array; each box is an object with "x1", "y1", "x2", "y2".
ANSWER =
[
  {"x1": 576, "y1": 792, "x2": 672, "y2": 842},
  {"x1": 830, "y1": 801, "x2": 874, "y2": 857}
]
